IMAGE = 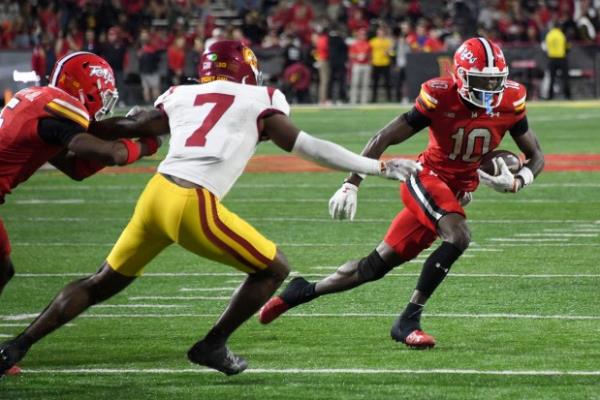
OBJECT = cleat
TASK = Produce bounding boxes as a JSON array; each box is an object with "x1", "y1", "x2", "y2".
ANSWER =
[
  {"x1": 6, "y1": 365, "x2": 22, "y2": 376},
  {"x1": 258, "y1": 296, "x2": 289, "y2": 324},
  {"x1": 0, "y1": 340, "x2": 26, "y2": 378},
  {"x1": 187, "y1": 341, "x2": 248, "y2": 376},
  {"x1": 401, "y1": 330, "x2": 436, "y2": 349},
  {"x1": 390, "y1": 318, "x2": 436, "y2": 349}
]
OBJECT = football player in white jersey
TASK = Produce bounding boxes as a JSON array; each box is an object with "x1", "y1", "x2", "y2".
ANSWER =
[{"x1": 0, "y1": 41, "x2": 421, "y2": 377}]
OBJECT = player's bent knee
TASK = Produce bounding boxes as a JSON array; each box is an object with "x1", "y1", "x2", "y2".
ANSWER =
[
  {"x1": 263, "y1": 250, "x2": 290, "y2": 283},
  {"x1": 447, "y1": 225, "x2": 471, "y2": 252},
  {"x1": 357, "y1": 250, "x2": 394, "y2": 282}
]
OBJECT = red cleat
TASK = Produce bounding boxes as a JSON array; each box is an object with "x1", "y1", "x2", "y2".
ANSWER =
[
  {"x1": 6, "y1": 365, "x2": 22, "y2": 376},
  {"x1": 402, "y1": 330, "x2": 436, "y2": 349},
  {"x1": 258, "y1": 296, "x2": 290, "y2": 324}
]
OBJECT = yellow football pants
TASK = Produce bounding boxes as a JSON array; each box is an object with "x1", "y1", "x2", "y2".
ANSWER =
[{"x1": 106, "y1": 174, "x2": 277, "y2": 276}]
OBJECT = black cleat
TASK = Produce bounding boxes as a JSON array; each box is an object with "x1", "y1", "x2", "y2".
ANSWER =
[
  {"x1": 187, "y1": 341, "x2": 248, "y2": 376},
  {"x1": 0, "y1": 339, "x2": 26, "y2": 378}
]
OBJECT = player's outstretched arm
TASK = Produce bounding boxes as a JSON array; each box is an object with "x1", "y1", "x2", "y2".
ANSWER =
[
  {"x1": 87, "y1": 109, "x2": 170, "y2": 140},
  {"x1": 66, "y1": 133, "x2": 161, "y2": 168},
  {"x1": 262, "y1": 113, "x2": 421, "y2": 180}
]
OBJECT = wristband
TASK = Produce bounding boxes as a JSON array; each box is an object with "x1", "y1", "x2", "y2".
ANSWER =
[
  {"x1": 516, "y1": 166, "x2": 534, "y2": 187},
  {"x1": 139, "y1": 136, "x2": 160, "y2": 155},
  {"x1": 119, "y1": 139, "x2": 141, "y2": 165}
]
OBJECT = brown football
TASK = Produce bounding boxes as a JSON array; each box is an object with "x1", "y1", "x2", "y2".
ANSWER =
[{"x1": 479, "y1": 150, "x2": 522, "y2": 176}]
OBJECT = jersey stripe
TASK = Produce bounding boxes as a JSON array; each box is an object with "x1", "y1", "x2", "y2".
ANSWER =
[
  {"x1": 45, "y1": 101, "x2": 90, "y2": 129},
  {"x1": 51, "y1": 98, "x2": 89, "y2": 120},
  {"x1": 406, "y1": 175, "x2": 448, "y2": 224},
  {"x1": 478, "y1": 37, "x2": 494, "y2": 68},
  {"x1": 418, "y1": 88, "x2": 438, "y2": 110},
  {"x1": 196, "y1": 189, "x2": 263, "y2": 272}
]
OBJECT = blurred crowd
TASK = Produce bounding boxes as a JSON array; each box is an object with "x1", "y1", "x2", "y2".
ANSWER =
[{"x1": 1, "y1": 0, "x2": 599, "y2": 104}]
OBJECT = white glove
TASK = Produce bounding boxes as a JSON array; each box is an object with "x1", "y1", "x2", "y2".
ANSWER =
[
  {"x1": 328, "y1": 182, "x2": 359, "y2": 221},
  {"x1": 478, "y1": 158, "x2": 519, "y2": 193},
  {"x1": 380, "y1": 159, "x2": 422, "y2": 181}
]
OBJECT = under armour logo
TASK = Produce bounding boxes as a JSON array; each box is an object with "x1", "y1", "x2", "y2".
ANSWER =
[
  {"x1": 435, "y1": 262, "x2": 449, "y2": 273},
  {"x1": 471, "y1": 112, "x2": 478, "y2": 118}
]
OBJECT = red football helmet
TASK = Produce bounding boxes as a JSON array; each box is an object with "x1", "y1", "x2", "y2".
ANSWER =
[
  {"x1": 453, "y1": 37, "x2": 508, "y2": 110},
  {"x1": 199, "y1": 40, "x2": 261, "y2": 85},
  {"x1": 49, "y1": 51, "x2": 118, "y2": 121}
]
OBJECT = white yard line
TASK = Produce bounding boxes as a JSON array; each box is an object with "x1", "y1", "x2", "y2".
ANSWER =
[
  {"x1": 514, "y1": 233, "x2": 598, "y2": 238},
  {"x1": 178, "y1": 287, "x2": 237, "y2": 292},
  {"x1": 19, "y1": 367, "x2": 600, "y2": 377},
  {"x1": 3, "y1": 312, "x2": 599, "y2": 321},
  {"x1": 128, "y1": 296, "x2": 231, "y2": 301},
  {"x1": 488, "y1": 238, "x2": 567, "y2": 242},
  {"x1": 10, "y1": 198, "x2": 599, "y2": 205},
  {"x1": 93, "y1": 304, "x2": 189, "y2": 309},
  {"x1": 16, "y1": 271, "x2": 600, "y2": 278}
]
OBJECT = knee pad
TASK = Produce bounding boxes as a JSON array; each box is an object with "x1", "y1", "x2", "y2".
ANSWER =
[{"x1": 357, "y1": 250, "x2": 393, "y2": 282}]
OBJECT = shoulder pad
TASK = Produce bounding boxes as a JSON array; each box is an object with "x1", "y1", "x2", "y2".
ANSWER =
[
  {"x1": 265, "y1": 87, "x2": 290, "y2": 117},
  {"x1": 504, "y1": 80, "x2": 527, "y2": 115},
  {"x1": 44, "y1": 88, "x2": 90, "y2": 129}
]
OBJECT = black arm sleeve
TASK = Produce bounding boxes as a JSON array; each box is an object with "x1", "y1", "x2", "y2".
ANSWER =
[
  {"x1": 509, "y1": 116, "x2": 529, "y2": 138},
  {"x1": 402, "y1": 106, "x2": 431, "y2": 132},
  {"x1": 38, "y1": 118, "x2": 85, "y2": 146}
]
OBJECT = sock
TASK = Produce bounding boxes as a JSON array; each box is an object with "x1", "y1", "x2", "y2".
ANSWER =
[
  {"x1": 400, "y1": 302, "x2": 424, "y2": 322},
  {"x1": 14, "y1": 333, "x2": 33, "y2": 350},
  {"x1": 201, "y1": 326, "x2": 228, "y2": 348},
  {"x1": 281, "y1": 278, "x2": 318, "y2": 307},
  {"x1": 416, "y1": 241, "x2": 463, "y2": 298}
]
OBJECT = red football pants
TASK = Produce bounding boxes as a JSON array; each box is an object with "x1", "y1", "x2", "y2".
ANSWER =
[{"x1": 384, "y1": 170, "x2": 466, "y2": 261}]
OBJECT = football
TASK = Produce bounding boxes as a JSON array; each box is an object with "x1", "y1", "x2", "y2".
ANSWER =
[{"x1": 479, "y1": 150, "x2": 522, "y2": 176}]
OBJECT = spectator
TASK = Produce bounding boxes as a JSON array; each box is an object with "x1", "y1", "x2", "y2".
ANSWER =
[
  {"x1": 82, "y1": 29, "x2": 98, "y2": 54},
  {"x1": 254, "y1": 30, "x2": 285, "y2": 85},
  {"x1": 167, "y1": 35, "x2": 186, "y2": 85},
  {"x1": 544, "y1": 21, "x2": 571, "y2": 100},
  {"x1": 327, "y1": 24, "x2": 348, "y2": 104},
  {"x1": 289, "y1": 0, "x2": 314, "y2": 42},
  {"x1": 349, "y1": 28, "x2": 371, "y2": 105},
  {"x1": 312, "y1": 28, "x2": 329, "y2": 104},
  {"x1": 393, "y1": 21, "x2": 409, "y2": 103},
  {"x1": 369, "y1": 25, "x2": 393, "y2": 103},
  {"x1": 242, "y1": 10, "x2": 267, "y2": 45},
  {"x1": 347, "y1": 8, "x2": 369, "y2": 34},
  {"x1": 99, "y1": 27, "x2": 127, "y2": 103},
  {"x1": 205, "y1": 28, "x2": 225, "y2": 49},
  {"x1": 138, "y1": 28, "x2": 162, "y2": 105},
  {"x1": 282, "y1": 62, "x2": 311, "y2": 104},
  {"x1": 55, "y1": 23, "x2": 83, "y2": 59}
]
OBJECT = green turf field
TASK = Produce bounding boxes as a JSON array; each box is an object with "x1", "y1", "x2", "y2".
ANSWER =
[{"x1": 1, "y1": 103, "x2": 599, "y2": 399}]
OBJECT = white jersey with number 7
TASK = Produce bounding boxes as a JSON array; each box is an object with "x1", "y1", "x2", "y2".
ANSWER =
[{"x1": 155, "y1": 81, "x2": 290, "y2": 199}]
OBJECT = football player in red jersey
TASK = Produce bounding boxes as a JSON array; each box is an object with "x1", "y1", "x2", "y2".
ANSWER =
[
  {"x1": 259, "y1": 37, "x2": 545, "y2": 348},
  {"x1": 0, "y1": 51, "x2": 160, "y2": 298}
]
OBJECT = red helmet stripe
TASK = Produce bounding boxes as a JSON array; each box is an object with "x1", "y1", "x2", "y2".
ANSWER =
[
  {"x1": 50, "y1": 51, "x2": 94, "y2": 86},
  {"x1": 477, "y1": 37, "x2": 495, "y2": 68}
]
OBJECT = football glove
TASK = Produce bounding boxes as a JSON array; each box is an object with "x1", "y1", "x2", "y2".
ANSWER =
[
  {"x1": 478, "y1": 158, "x2": 520, "y2": 193},
  {"x1": 380, "y1": 159, "x2": 422, "y2": 181},
  {"x1": 328, "y1": 182, "x2": 359, "y2": 221}
]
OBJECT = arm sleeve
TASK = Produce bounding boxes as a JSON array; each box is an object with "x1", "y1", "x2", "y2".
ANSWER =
[
  {"x1": 37, "y1": 118, "x2": 85, "y2": 146},
  {"x1": 509, "y1": 116, "x2": 529, "y2": 138},
  {"x1": 403, "y1": 106, "x2": 431, "y2": 132},
  {"x1": 291, "y1": 131, "x2": 380, "y2": 175}
]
